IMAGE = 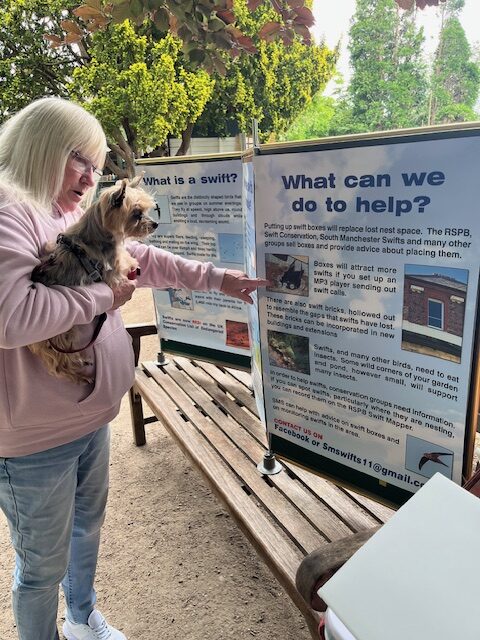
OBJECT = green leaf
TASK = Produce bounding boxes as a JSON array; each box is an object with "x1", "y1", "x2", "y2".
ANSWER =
[
  {"x1": 197, "y1": 3, "x2": 216, "y2": 16},
  {"x1": 110, "y1": 2, "x2": 133, "y2": 22},
  {"x1": 210, "y1": 31, "x2": 232, "y2": 50},
  {"x1": 147, "y1": 0, "x2": 166, "y2": 10},
  {"x1": 130, "y1": 0, "x2": 144, "y2": 18},
  {"x1": 208, "y1": 16, "x2": 227, "y2": 32},
  {"x1": 211, "y1": 55, "x2": 227, "y2": 76},
  {"x1": 177, "y1": 24, "x2": 192, "y2": 41},
  {"x1": 187, "y1": 48, "x2": 206, "y2": 64},
  {"x1": 153, "y1": 7, "x2": 169, "y2": 31}
]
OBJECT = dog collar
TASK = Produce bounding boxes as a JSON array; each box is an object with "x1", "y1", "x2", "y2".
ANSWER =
[{"x1": 57, "y1": 234, "x2": 104, "y2": 282}]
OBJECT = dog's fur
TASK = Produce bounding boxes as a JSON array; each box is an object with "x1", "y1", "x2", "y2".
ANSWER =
[{"x1": 28, "y1": 176, "x2": 157, "y2": 384}]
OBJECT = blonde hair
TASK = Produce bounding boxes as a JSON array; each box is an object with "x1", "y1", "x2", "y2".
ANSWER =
[{"x1": 0, "y1": 97, "x2": 107, "y2": 213}]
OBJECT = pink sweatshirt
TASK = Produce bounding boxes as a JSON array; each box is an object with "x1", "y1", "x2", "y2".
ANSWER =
[{"x1": 0, "y1": 197, "x2": 225, "y2": 457}]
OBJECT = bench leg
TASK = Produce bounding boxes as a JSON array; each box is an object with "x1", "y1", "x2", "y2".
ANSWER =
[{"x1": 129, "y1": 386, "x2": 146, "y2": 446}]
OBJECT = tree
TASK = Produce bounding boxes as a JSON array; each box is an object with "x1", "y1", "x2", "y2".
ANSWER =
[
  {"x1": 279, "y1": 93, "x2": 336, "y2": 141},
  {"x1": 329, "y1": 0, "x2": 428, "y2": 135},
  {"x1": 53, "y1": 0, "x2": 315, "y2": 72},
  {"x1": 43, "y1": 0, "x2": 319, "y2": 156},
  {"x1": 192, "y1": 0, "x2": 337, "y2": 141},
  {"x1": 0, "y1": 0, "x2": 79, "y2": 122},
  {"x1": 386, "y1": 6, "x2": 429, "y2": 128},
  {"x1": 69, "y1": 22, "x2": 214, "y2": 176},
  {"x1": 428, "y1": 0, "x2": 480, "y2": 124},
  {"x1": 0, "y1": 1, "x2": 215, "y2": 176},
  {"x1": 50, "y1": 0, "x2": 445, "y2": 76}
]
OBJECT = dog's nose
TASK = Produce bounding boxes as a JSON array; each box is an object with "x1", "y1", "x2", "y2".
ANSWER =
[{"x1": 151, "y1": 221, "x2": 158, "y2": 229}]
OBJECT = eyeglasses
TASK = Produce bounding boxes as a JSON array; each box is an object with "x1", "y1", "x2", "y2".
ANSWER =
[{"x1": 70, "y1": 150, "x2": 103, "y2": 178}]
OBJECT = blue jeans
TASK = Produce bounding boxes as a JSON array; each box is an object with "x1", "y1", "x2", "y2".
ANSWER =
[{"x1": 0, "y1": 425, "x2": 110, "y2": 640}]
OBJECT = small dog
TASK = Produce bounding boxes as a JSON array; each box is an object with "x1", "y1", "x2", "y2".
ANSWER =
[
  {"x1": 281, "y1": 260, "x2": 304, "y2": 290},
  {"x1": 28, "y1": 176, "x2": 157, "y2": 384}
]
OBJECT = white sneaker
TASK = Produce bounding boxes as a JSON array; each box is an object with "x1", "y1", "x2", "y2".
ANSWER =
[{"x1": 62, "y1": 609, "x2": 127, "y2": 640}]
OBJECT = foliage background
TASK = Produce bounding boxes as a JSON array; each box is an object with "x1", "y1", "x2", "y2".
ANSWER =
[{"x1": 0, "y1": 0, "x2": 478, "y2": 168}]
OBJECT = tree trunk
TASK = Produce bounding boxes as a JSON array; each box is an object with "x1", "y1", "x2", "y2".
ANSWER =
[
  {"x1": 109, "y1": 129, "x2": 136, "y2": 178},
  {"x1": 176, "y1": 122, "x2": 194, "y2": 156},
  {"x1": 428, "y1": 3, "x2": 446, "y2": 125}
]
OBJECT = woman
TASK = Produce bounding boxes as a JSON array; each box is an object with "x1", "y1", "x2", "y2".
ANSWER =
[{"x1": 0, "y1": 97, "x2": 266, "y2": 640}]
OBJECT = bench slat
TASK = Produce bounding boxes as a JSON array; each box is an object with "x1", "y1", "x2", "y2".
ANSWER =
[
  {"x1": 224, "y1": 366, "x2": 253, "y2": 388},
  {"x1": 174, "y1": 357, "x2": 267, "y2": 444},
  {"x1": 167, "y1": 358, "x2": 362, "y2": 542},
  {"x1": 288, "y1": 466, "x2": 392, "y2": 530},
  {"x1": 194, "y1": 359, "x2": 259, "y2": 415},
  {"x1": 144, "y1": 361, "x2": 331, "y2": 554},
  {"x1": 157, "y1": 361, "x2": 357, "y2": 544},
  {"x1": 133, "y1": 368, "x2": 321, "y2": 635},
  {"x1": 341, "y1": 487, "x2": 395, "y2": 522},
  {"x1": 173, "y1": 357, "x2": 390, "y2": 533}
]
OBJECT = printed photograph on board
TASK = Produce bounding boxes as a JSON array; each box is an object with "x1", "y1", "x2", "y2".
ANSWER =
[
  {"x1": 405, "y1": 434, "x2": 454, "y2": 480},
  {"x1": 401, "y1": 265, "x2": 469, "y2": 363},
  {"x1": 218, "y1": 233, "x2": 244, "y2": 264},
  {"x1": 168, "y1": 288, "x2": 194, "y2": 310},
  {"x1": 153, "y1": 195, "x2": 171, "y2": 224},
  {"x1": 225, "y1": 320, "x2": 250, "y2": 349},
  {"x1": 267, "y1": 329, "x2": 310, "y2": 374},
  {"x1": 265, "y1": 254, "x2": 309, "y2": 296}
]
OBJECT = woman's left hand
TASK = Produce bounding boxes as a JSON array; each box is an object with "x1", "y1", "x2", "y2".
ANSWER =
[{"x1": 220, "y1": 269, "x2": 269, "y2": 305}]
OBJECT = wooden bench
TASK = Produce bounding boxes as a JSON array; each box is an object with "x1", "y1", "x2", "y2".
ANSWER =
[{"x1": 126, "y1": 324, "x2": 395, "y2": 639}]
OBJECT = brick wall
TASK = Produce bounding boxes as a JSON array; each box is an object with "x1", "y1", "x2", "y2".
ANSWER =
[{"x1": 403, "y1": 276, "x2": 465, "y2": 337}]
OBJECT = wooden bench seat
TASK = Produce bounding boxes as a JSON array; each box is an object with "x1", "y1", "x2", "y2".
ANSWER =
[{"x1": 127, "y1": 324, "x2": 394, "y2": 639}]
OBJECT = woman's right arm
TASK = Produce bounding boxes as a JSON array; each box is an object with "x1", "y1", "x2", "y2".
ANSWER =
[{"x1": 0, "y1": 208, "x2": 114, "y2": 349}]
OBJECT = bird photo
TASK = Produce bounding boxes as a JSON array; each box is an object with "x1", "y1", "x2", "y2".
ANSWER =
[{"x1": 418, "y1": 451, "x2": 453, "y2": 471}]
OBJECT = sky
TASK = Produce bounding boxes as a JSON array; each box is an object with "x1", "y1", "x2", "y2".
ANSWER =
[{"x1": 312, "y1": 1, "x2": 480, "y2": 83}]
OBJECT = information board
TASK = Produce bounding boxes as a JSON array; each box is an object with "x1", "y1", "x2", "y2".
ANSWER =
[
  {"x1": 251, "y1": 127, "x2": 480, "y2": 506},
  {"x1": 137, "y1": 154, "x2": 250, "y2": 366}
]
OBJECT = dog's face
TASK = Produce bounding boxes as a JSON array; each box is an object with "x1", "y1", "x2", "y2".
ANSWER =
[{"x1": 99, "y1": 178, "x2": 158, "y2": 240}]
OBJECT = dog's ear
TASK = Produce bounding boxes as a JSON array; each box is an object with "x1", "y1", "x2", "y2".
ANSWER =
[
  {"x1": 128, "y1": 172, "x2": 144, "y2": 188},
  {"x1": 110, "y1": 179, "x2": 128, "y2": 208}
]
